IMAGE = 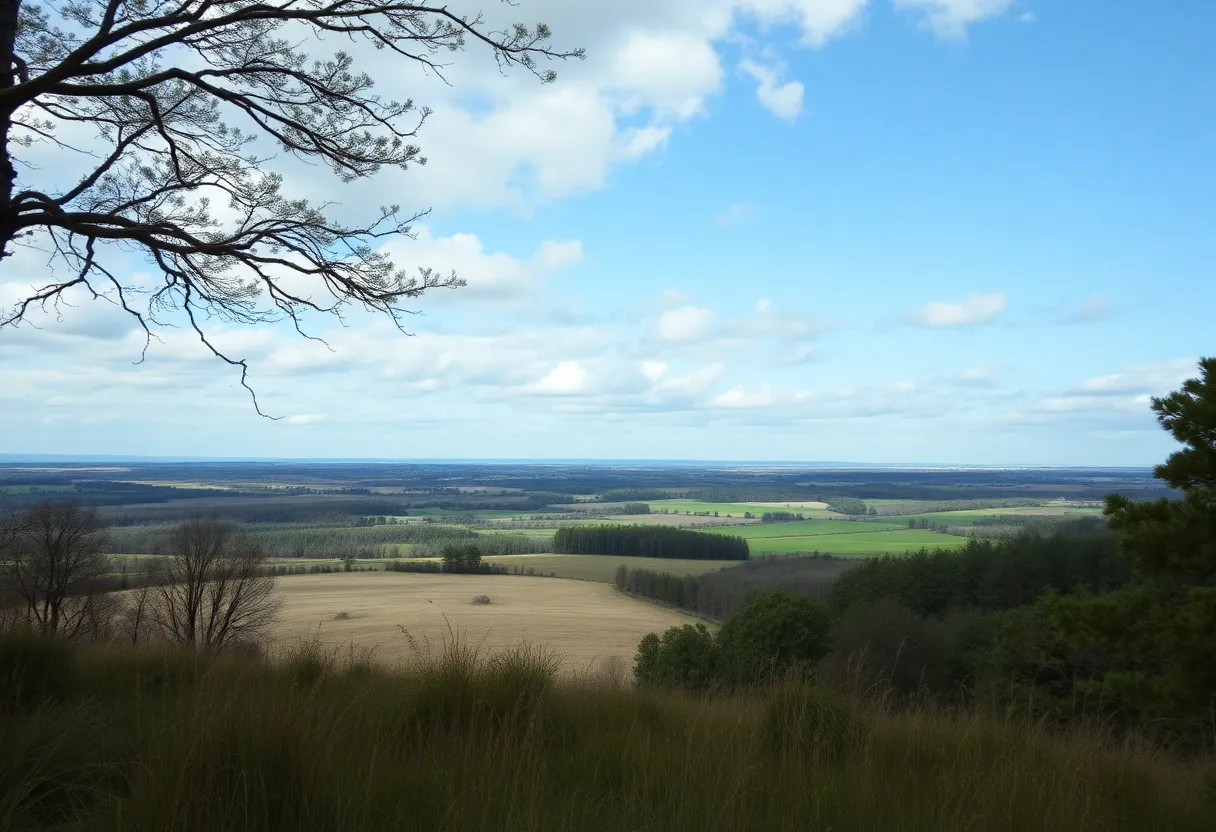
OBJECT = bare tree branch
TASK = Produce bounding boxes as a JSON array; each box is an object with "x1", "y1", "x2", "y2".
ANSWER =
[{"x1": 1, "y1": 0, "x2": 582, "y2": 412}]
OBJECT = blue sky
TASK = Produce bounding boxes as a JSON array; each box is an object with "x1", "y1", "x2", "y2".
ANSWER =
[{"x1": 2, "y1": 0, "x2": 1213, "y2": 464}]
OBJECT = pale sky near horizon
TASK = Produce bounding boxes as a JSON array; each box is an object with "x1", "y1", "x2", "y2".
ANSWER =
[{"x1": 1, "y1": 1, "x2": 1212, "y2": 465}]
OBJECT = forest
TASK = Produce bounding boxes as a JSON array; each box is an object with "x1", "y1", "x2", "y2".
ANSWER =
[{"x1": 554, "y1": 525, "x2": 749, "y2": 560}]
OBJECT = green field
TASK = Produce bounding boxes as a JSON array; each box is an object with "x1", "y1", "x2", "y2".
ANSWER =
[
  {"x1": 746, "y1": 529, "x2": 972, "y2": 556},
  {"x1": 643, "y1": 499, "x2": 839, "y2": 518},
  {"x1": 884, "y1": 505, "x2": 1106, "y2": 526},
  {"x1": 712, "y1": 519, "x2": 904, "y2": 539}
]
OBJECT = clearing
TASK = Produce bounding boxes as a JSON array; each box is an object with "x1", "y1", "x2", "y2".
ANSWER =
[{"x1": 270, "y1": 572, "x2": 704, "y2": 673}]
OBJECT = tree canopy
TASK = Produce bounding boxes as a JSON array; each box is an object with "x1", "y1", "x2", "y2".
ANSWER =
[
  {"x1": 0, "y1": 0, "x2": 579, "y2": 411},
  {"x1": 1052, "y1": 357, "x2": 1216, "y2": 736}
]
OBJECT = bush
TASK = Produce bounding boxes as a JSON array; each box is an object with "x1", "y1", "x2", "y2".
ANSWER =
[
  {"x1": 718, "y1": 591, "x2": 832, "y2": 685},
  {"x1": 471, "y1": 595, "x2": 491, "y2": 605},
  {"x1": 633, "y1": 624, "x2": 722, "y2": 693}
]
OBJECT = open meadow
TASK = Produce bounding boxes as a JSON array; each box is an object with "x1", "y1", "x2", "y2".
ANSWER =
[{"x1": 269, "y1": 572, "x2": 706, "y2": 673}]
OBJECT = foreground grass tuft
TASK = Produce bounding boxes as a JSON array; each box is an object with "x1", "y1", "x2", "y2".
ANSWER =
[{"x1": 0, "y1": 631, "x2": 1212, "y2": 831}]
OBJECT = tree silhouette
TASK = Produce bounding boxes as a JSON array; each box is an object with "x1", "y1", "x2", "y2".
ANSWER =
[{"x1": 0, "y1": 1, "x2": 579, "y2": 412}]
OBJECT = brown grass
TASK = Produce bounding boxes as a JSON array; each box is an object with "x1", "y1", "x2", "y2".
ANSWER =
[{"x1": 269, "y1": 572, "x2": 704, "y2": 674}]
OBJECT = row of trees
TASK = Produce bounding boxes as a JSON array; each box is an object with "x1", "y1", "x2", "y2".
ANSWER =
[
  {"x1": 600, "y1": 489, "x2": 671, "y2": 502},
  {"x1": 554, "y1": 525, "x2": 748, "y2": 561},
  {"x1": 1, "y1": 502, "x2": 278, "y2": 649},
  {"x1": 631, "y1": 358, "x2": 1216, "y2": 747},
  {"x1": 826, "y1": 499, "x2": 875, "y2": 516},
  {"x1": 761, "y1": 511, "x2": 805, "y2": 522}
]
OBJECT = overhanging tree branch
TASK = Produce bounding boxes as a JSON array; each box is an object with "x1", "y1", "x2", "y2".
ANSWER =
[{"x1": 1, "y1": 0, "x2": 582, "y2": 413}]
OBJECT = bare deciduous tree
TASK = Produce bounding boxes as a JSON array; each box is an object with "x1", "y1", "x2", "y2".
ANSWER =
[
  {"x1": 0, "y1": 499, "x2": 111, "y2": 636},
  {"x1": 151, "y1": 516, "x2": 280, "y2": 649},
  {"x1": 0, "y1": 1, "x2": 580, "y2": 412}
]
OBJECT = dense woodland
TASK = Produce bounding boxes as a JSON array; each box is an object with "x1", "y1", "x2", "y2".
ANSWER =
[{"x1": 554, "y1": 525, "x2": 749, "y2": 561}]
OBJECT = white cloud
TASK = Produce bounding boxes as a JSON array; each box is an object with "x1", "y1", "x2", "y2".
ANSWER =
[
  {"x1": 714, "y1": 383, "x2": 782, "y2": 408},
  {"x1": 738, "y1": 59, "x2": 805, "y2": 121},
  {"x1": 658, "y1": 306, "x2": 716, "y2": 342},
  {"x1": 735, "y1": 0, "x2": 870, "y2": 47},
  {"x1": 640, "y1": 360, "x2": 669, "y2": 380},
  {"x1": 910, "y1": 292, "x2": 1006, "y2": 327},
  {"x1": 754, "y1": 298, "x2": 773, "y2": 313},
  {"x1": 375, "y1": 226, "x2": 582, "y2": 302},
  {"x1": 288, "y1": 414, "x2": 327, "y2": 425},
  {"x1": 529, "y1": 361, "x2": 590, "y2": 395},
  {"x1": 955, "y1": 365, "x2": 1000, "y2": 384},
  {"x1": 1075, "y1": 359, "x2": 1195, "y2": 397},
  {"x1": 892, "y1": 0, "x2": 1016, "y2": 39}
]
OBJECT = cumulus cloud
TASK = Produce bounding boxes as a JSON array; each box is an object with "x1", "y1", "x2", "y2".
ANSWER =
[
  {"x1": 658, "y1": 306, "x2": 716, "y2": 342},
  {"x1": 739, "y1": 59, "x2": 805, "y2": 121},
  {"x1": 910, "y1": 292, "x2": 1006, "y2": 327},
  {"x1": 529, "y1": 361, "x2": 590, "y2": 395},
  {"x1": 892, "y1": 0, "x2": 1016, "y2": 39}
]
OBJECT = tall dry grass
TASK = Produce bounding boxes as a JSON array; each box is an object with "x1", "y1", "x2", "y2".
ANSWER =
[{"x1": 0, "y1": 628, "x2": 1212, "y2": 831}]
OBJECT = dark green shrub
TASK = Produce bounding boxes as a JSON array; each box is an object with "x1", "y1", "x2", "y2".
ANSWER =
[
  {"x1": 718, "y1": 591, "x2": 831, "y2": 685},
  {"x1": 633, "y1": 624, "x2": 722, "y2": 692}
]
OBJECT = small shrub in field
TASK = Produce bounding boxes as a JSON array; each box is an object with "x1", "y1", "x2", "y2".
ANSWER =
[
  {"x1": 471, "y1": 595, "x2": 491, "y2": 605},
  {"x1": 333, "y1": 611, "x2": 352, "y2": 620},
  {"x1": 762, "y1": 681, "x2": 867, "y2": 763}
]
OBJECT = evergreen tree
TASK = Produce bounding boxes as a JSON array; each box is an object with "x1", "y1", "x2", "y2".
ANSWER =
[{"x1": 1051, "y1": 358, "x2": 1216, "y2": 735}]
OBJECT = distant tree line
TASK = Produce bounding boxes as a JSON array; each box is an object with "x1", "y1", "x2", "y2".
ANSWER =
[
  {"x1": 761, "y1": 511, "x2": 805, "y2": 522},
  {"x1": 621, "y1": 502, "x2": 651, "y2": 514},
  {"x1": 826, "y1": 499, "x2": 874, "y2": 516},
  {"x1": 600, "y1": 488, "x2": 672, "y2": 502},
  {"x1": 616, "y1": 556, "x2": 854, "y2": 620},
  {"x1": 554, "y1": 525, "x2": 748, "y2": 561},
  {"x1": 385, "y1": 558, "x2": 508, "y2": 576},
  {"x1": 410, "y1": 534, "x2": 550, "y2": 558}
]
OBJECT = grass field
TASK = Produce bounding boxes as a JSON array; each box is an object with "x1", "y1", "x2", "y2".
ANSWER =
[
  {"x1": 6, "y1": 633, "x2": 1212, "y2": 831},
  {"x1": 887, "y1": 505, "x2": 1106, "y2": 525},
  {"x1": 747, "y1": 529, "x2": 973, "y2": 555},
  {"x1": 715, "y1": 519, "x2": 905, "y2": 538},
  {"x1": 270, "y1": 572, "x2": 705, "y2": 672}
]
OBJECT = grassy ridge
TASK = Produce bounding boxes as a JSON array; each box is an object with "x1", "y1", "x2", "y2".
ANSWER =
[{"x1": 0, "y1": 634, "x2": 1210, "y2": 831}]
